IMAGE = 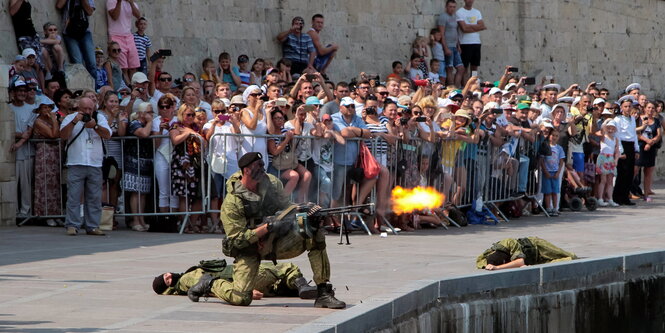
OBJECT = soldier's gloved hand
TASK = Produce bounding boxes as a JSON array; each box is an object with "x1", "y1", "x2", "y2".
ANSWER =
[
  {"x1": 297, "y1": 202, "x2": 322, "y2": 217},
  {"x1": 266, "y1": 218, "x2": 292, "y2": 237}
]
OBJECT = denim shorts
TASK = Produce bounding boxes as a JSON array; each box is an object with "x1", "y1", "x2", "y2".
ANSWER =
[
  {"x1": 445, "y1": 48, "x2": 463, "y2": 68},
  {"x1": 541, "y1": 176, "x2": 560, "y2": 195}
]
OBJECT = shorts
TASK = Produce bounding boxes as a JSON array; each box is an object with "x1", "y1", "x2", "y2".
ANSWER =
[
  {"x1": 444, "y1": 48, "x2": 463, "y2": 68},
  {"x1": 571, "y1": 152, "x2": 585, "y2": 172},
  {"x1": 314, "y1": 45, "x2": 334, "y2": 71},
  {"x1": 435, "y1": 60, "x2": 447, "y2": 78},
  {"x1": 460, "y1": 44, "x2": 481, "y2": 67},
  {"x1": 541, "y1": 176, "x2": 560, "y2": 195},
  {"x1": 110, "y1": 34, "x2": 140, "y2": 69}
]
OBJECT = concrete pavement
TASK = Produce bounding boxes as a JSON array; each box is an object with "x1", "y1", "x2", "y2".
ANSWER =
[{"x1": 1, "y1": 186, "x2": 664, "y2": 332}]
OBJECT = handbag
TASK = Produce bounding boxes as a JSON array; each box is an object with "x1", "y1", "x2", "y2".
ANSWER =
[
  {"x1": 210, "y1": 153, "x2": 227, "y2": 174},
  {"x1": 271, "y1": 138, "x2": 299, "y2": 171},
  {"x1": 99, "y1": 205, "x2": 115, "y2": 231},
  {"x1": 358, "y1": 141, "x2": 380, "y2": 179}
]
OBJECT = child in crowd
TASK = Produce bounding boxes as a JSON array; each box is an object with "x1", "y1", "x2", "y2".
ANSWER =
[
  {"x1": 217, "y1": 52, "x2": 241, "y2": 92},
  {"x1": 233, "y1": 54, "x2": 252, "y2": 88},
  {"x1": 133, "y1": 17, "x2": 152, "y2": 74},
  {"x1": 9, "y1": 55, "x2": 27, "y2": 81},
  {"x1": 541, "y1": 130, "x2": 565, "y2": 216},
  {"x1": 595, "y1": 119, "x2": 621, "y2": 207},
  {"x1": 40, "y1": 22, "x2": 65, "y2": 77},
  {"x1": 104, "y1": 41, "x2": 125, "y2": 90},
  {"x1": 250, "y1": 58, "x2": 265, "y2": 86},
  {"x1": 429, "y1": 59, "x2": 442, "y2": 84},
  {"x1": 429, "y1": 28, "x2": 445, "y2": 83},
  {"x1": 200, "y1": 58, "x2": 220, "y2": 84},
  {"x1": 406, "y1": 53, "x2": 424, "y2": 81},
  {"x1": 19, "y1": 48, "x2": 43, "y2": 88},
  {"x1": 95, "y1": 47, "x2": 109, "y2": 91},
  {"x1": 387, "y1": 61, "x2": 403, "y2": 80},
  {"x1": 411, "y1": 36, "x2": 429, "y2": 77}
]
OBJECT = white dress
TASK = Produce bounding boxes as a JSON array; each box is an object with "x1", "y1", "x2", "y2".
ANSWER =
[{"x1": 240, "y1": 109, "x2": 269, "y2": 169}]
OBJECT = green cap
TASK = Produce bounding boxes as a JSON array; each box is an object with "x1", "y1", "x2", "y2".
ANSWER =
[{"x1": 517, "y1": 103, "x2": 530, "y2": 110}]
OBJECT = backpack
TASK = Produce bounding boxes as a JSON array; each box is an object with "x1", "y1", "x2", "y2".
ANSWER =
[
  {"x1": 65, "y1": 1, "x2": 89, "y2": 40},
  {"x1": 184, "y1": 259, "x2": 228, "y2": 274}
]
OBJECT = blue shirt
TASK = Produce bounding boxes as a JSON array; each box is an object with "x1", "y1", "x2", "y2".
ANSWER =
[
  {"x1": 332, "y1": 112, "x2": 367, "y2": 166},
  {"x1": 282, "y1": 33, "x2": 315, "y2": 64},
  {"x1": 543, "y1": 144, "x2": 565, "y2": 173}
]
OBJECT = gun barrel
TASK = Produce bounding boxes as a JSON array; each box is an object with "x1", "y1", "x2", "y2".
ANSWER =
[{"x1": 316, "y1": 203, "x2": 375, "y2": 215}]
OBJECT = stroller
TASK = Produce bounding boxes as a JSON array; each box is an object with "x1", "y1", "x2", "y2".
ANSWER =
[{"x1": 559, "y1": 176, "x2": 597, "y2": 211}]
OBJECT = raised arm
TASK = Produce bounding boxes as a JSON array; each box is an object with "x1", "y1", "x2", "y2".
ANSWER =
[
  {"x1": 9, "y1": 0, "x2": 23, "y2": 16},
  {"x1": 108, "y1": 0, "x2": 123, "y2": 21}
]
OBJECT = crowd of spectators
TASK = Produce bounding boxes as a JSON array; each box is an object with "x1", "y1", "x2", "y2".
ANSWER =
[{"x1": 7, "y1": 0, "x2": 663, "y2": 235}]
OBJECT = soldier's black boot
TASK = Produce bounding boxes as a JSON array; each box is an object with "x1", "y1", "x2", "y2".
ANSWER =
[
  {"x1": 314, "y1": 282, "x2": 346, "y2": 309},
  {"x1": 187, "y1": 274, "x2": 216, "y2": 302},
  {"x1": 294, "y1": 277, "x2": 318, "y2": 300}
]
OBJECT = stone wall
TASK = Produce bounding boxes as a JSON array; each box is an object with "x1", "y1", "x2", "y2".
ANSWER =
[{"x1": 0, "y1": 65, "x2": 16, "y2": 226}]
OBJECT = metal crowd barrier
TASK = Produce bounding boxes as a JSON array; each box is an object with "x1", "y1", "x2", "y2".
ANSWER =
[{"x1": 20, "y1": 127, "x2": 549, "y2": 233}]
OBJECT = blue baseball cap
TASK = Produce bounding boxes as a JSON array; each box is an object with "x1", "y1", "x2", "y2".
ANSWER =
[{"x1": 305, "y1": 96, "x2": 322, "y2": 105}]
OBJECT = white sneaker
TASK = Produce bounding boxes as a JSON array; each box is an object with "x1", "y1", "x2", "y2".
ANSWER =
[
  {"x1": 597, "y1": 199, "x2": 608, "y2": 207},
  {"x1": 608, "y1": 200, "x2": 620, "y2": 207},
  {"x1": 46, "y1": 219, "x2": 58, "y2": 227}
]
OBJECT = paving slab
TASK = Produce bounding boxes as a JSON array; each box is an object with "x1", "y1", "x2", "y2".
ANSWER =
[{"x1": 1, "y1": 185, "x2": 664, "y2": 332}]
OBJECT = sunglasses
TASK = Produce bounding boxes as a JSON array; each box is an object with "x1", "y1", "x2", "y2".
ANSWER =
[
  {"x1": 112, "y1": 48, "x2": 121, "y2": 53},
  {"x1": 213, "y1": 109, "x2": 226, "y2": 114},
  {"x1": 71, "y1": 107, "x2": 79, "y2": 111},
  {"x1": 184, "y1": 113, "x2": 195, "y2": 117},
  {"x1": 413, "y1": 111, "x2": 422, "y2": 116},
  {"x1": 159, "y1": 77, "x2": 173, "y2": 82},
  {"x1": 119, "y1": 91, "x2": 130, "y2": 95},
  {"x1": 159, "y1": 104, "x2": 172, "y2": 109},
  {"x1": 343, "y1": 104, "x2": 355, "y2": 109},
  {"x1": 249, "y1": 93, "x2": 262, "y2": 97},
  {"x1": 378, "y1": 92, "x2": 389, "y2": 96},
  {"x1": 272, "y1": 116, "x2": 285, "y2": 120}
]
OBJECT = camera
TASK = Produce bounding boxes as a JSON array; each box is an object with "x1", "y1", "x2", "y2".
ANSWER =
[
  {"x1": 305, "y1": 74, "x2": 317, "y2": 81},
  {"x1": 364, "y1": 107, "x2": 377, "y2": 115},
  {"x1": 81, "y1": 114, "x2": 91, "y2": 123},
  {"x1": 415, "y1": 116, "x2": 427, "y2": 122},
  {"x1": 137, "y1": 87, "x2": 144, "y2": 93},
  {"x1": 524, "y1": 77, "x2": 536, "y2": 85},
  {"x1": 173, "y1": 78, "x2": 183, "y2": 89},
  {"x1": 399, "y1": 117, "x2": 409, "y2": 126},
  {"x1": 586, "y1": 106, "x2": 596, "y2": 112},
  {"x1": 508, "y1": 67, "x2": 518, "y2": 72}
]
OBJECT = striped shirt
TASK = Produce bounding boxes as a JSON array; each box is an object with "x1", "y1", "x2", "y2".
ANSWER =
[
  {"x1": 282, "y1": 33, "x2": 315, "y2": 64},
  {"x1": 365, "y1": 116, "x2": 390, "y2": 156},
  {"x1": 133, "y1": 32, "x2": 152, "y2": 61}
]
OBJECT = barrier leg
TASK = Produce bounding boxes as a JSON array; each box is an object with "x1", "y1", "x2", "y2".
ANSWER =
[
  {"x1": 377, "y1": 214, "x2": 399, "y2": 235},
  {"x1": 488, "y1": 202, "x2": 509, "y2": 222},
  {"x1": 178, "y1": 214, "x2": 190, "y2": 235}
]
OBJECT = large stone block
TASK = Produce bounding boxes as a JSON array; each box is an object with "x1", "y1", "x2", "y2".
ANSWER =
[{"x1": 65, "y1": 64, "x2": 94, "y2": 91}]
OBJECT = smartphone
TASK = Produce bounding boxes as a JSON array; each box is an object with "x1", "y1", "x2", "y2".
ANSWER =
[
  {"x1": 306, "y1": 74, "x2": 317, "y2": 81},
  {"x1": 595, "y1": 82, "x2": 603, "y2": 86},
  {"x1": 260, "y1": 95, "x2": 269, "y2": 102},
  {"x1": 415, "y1": 116, "x2": 427, "y2": 122},
  {"x1": 545, "y1": 75, "x2": 553, "y2": 81},
  {"x1": 218, "y1": 114, "x2": 230, "y2": 121},
  {"x1": 524, "y1": 77, "x2": 536, "y2": 85},
  {"x1": 471, "y1": 70, "x2": 478, "y2": 77},
  {"x1": 150, "y1": 52, "x2": 161, "y2": 62},
  {"x1": 508, "y1": 67, "x2": 518, "y2": 73},
  {"x1": 159, "y1": 49, "x2": 172, "y2": 57}
]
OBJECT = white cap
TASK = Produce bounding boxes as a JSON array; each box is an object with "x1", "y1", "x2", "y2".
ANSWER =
[
  {"x1": 488, "y1": 87, "x2": 502, "y2": 95},
  {"x1": 541, "y1": 119, "x2": 555, "y2": 129},
  {"x1": 483, "y1": 101, "x2": 500, "y2": 112},
  {"x1": 572, "y1": 96, "x2": 581, "y2": 106},
  {"x1": 602, "y1": 119, "x2": 616, "y2": 128},
  {"x1": 340, "y1": 97, "x2": 355, "y2": 107},
  {"x1": 131, "y1": 72, "x2": 149, "y2": 84},
  {"x1": 557, "y1": 96, "x2": 574, "y2": 104},
  {"x1": 543, "y1": 83, "x2": 561, "y2": 91},
  {"x1": 593, "y1": 98, "x2": 606, "y2": 105},
  {"x1": 617, "y1": 95, "x2": 637, "y2": 105},
  {"x1": 625, "y1": 83, "x2": 641, "y2": 93},
  {"x1": 220, "y1": 98, "x2": 231, "y2": 107},
  {"x1": 230, "y1": 95, "x2": 245, "y2": 105},
  {"x1": 505, "y1": 83, "x2": 517, "y2": 90},
  {"x1": 601, "y1": 108, "x2": 613, "y2": 115},
  {"x1": 21, "y1": 48, "x2": 36, "y2": 58}
]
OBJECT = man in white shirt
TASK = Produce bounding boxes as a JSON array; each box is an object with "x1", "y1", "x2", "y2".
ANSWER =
[
  {"x1": 456, "y1": 0, "x2": 486, "y2": 83},
  {"x1": 60, "y1": 97, "x2": 112, "y2": 236}
]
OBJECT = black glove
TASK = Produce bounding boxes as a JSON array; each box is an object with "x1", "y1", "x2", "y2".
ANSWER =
[{"x1": 266, "y1": 217, "x2": 292, "y2": 237}]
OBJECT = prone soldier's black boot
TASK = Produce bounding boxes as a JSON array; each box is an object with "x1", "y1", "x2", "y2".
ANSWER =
[
  {"x1": 294, "y1": 277, "x2": 318, "y2": 299},
  {"x1": 188, "y1": 274, "x2": 216, "y2": 302},
  {"x1": 314, "y1": 282, "x2": 346, "y2": 309}
]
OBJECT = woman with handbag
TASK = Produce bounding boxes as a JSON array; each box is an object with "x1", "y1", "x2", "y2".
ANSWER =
[
  {"x1": 32, "y1": 98, "x2": 62, "y2": 226},
  {"x1": 124, "y1": 102, "x2": 154, "y2": 231},
  {"x1": 637, "y1": 101, "x2": 662, "y2": 202},
  {"x1": 169, "y1": 104, "x2": 206, "y2": 233},
  {"x1": 98, "y1": 90, "x2": 127, "y2": 218},
  {"x1": 266, "y1": 108, "x2": 310, "y2": 201}
]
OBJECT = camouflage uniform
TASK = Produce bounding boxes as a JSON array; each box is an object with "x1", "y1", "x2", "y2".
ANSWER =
[
  {"x1": 162, "y1": 262, "x2": 305, "y2": 297},
  {"x1": 476, "y1": 237, "x2": 578, "y2": 269},
  {"x1": 219, "y1": 171, "x2": 330, "y2": 306}
]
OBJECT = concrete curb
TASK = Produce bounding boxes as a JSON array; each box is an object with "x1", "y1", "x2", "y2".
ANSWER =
[{"x1": 290, "y1": 249, "x2": 665, "y2": 333}]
